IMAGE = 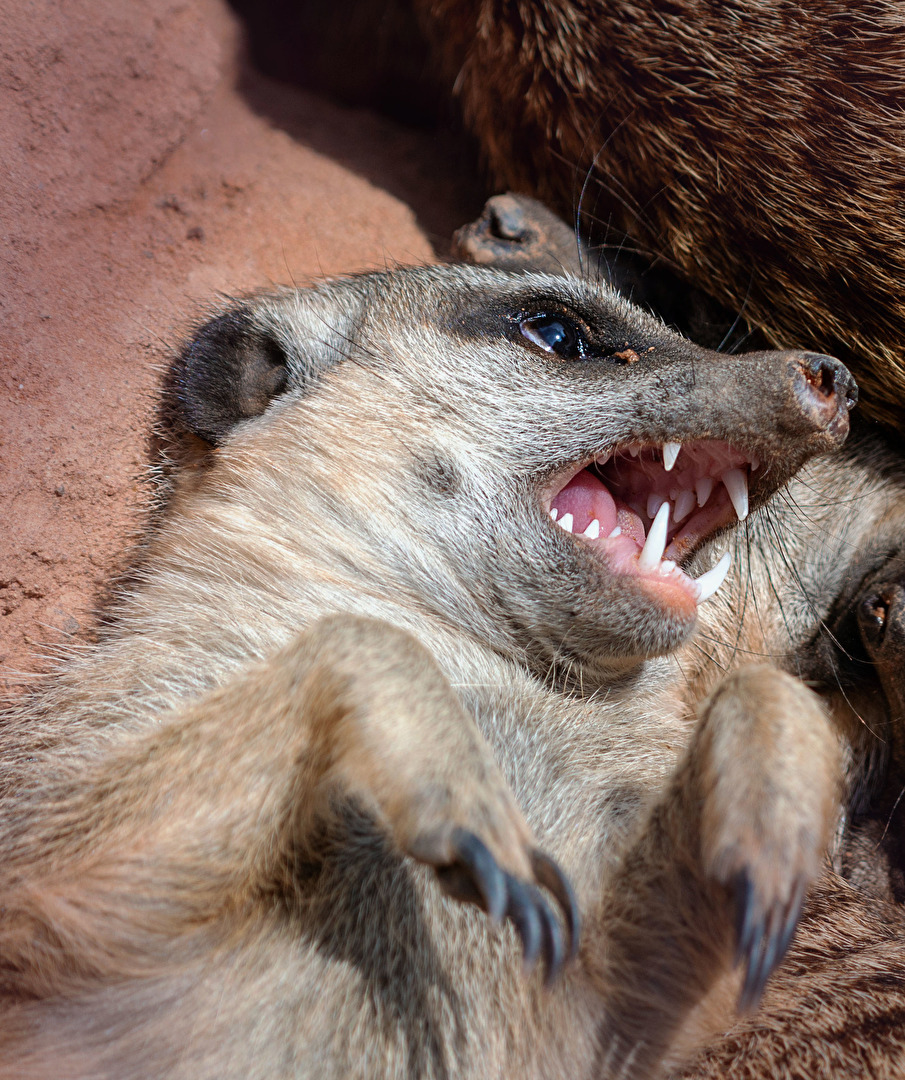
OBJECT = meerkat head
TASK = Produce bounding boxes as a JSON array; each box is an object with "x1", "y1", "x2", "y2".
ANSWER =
[{"x1": 171, "y1": 265, "x2": 856, "y2": 685}]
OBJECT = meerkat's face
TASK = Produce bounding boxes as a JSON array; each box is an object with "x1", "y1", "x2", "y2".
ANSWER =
[{"x1": 171, "y1": 266, "x2": 856, "y2": 682}]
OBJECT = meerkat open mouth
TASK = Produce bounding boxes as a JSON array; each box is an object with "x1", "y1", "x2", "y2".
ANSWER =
[{"x1": 545, "y1": 441, "x2": 758, "y2": 608}]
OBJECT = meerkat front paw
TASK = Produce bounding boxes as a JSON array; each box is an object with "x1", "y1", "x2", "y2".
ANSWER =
[
  {"x1": 694, "y1": 665, "x2": 841, "y2": 1009},
  {"x1": 399, "y1": 761, "x2": 580, "y2": 983},
  {"x1": 298, "y1": 614, "x2": 581, "y2": 983},
  {"x1": 416, "y1": 828, "x2": 579, "y2": 984}
]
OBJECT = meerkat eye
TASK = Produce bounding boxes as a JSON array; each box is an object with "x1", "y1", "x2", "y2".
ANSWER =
[{"x1": 519, "y1": 314, "x2": 586, "y2": 358}]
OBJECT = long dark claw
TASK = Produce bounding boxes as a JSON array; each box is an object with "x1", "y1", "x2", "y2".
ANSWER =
[
  {"x1": 532, "y1": 887, "x2": 566, "y2": 987},
  {"x1": 441, "y1": 828, "x2": 507, "y2": 923},
  {"x1": 733, "y1": 869, "x2": 756, "y2": 968},
  {"x1": 734, "y1": 871, "x2": 807, "y2": 1013},
  {"x1": 531, "y1": 849, "x2": 581, "y2": 963},
  {"x1": 504, "y1": 875, "x2": 542, "y2": 971},
  {"x1": 739, "y1": 906, "x2": 774, "y2": 1013},
  {"x1": 776, "y1": 879, "x2": 807, "y2": 964}
]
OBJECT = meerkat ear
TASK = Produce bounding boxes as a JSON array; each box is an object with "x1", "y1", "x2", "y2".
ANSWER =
[
  {"x1": 173, "y1": 286, "x2": 364, "y2": 445},
  {"x1": 173, "y1": 307, "x2": 291, "y2": 445}
]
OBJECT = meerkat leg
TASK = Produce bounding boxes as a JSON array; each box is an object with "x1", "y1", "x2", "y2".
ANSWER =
[
  {"x1": 589, "y1": 665, "x2": 841, "y2": 1077},
  {"x1": 0, "y1": 615, "x2": 576, "y2": 988}
]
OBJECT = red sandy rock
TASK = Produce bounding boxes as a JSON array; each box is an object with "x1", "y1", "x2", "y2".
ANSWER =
[{"x1": 0, "y1": 0, "x2": 474, "y2": 689}]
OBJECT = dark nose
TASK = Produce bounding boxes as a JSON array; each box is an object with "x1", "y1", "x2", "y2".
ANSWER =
[{"x1": 792, "y1": 353, "x2": 858, "y2": 428}]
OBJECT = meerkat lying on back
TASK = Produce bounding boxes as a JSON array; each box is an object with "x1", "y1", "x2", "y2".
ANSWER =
[{"x1": 0, "y1": 264, "x2": 854, "y2": 1078}]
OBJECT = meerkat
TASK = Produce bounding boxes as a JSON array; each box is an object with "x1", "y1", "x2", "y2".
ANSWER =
[{"x1": 0, "y1": 263, "x2": 855, "y2": 1078}]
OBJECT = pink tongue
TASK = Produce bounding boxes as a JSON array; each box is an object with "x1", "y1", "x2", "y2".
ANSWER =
[{"x1": 550, "y1": 470, "x2": 619, "y2": 535}]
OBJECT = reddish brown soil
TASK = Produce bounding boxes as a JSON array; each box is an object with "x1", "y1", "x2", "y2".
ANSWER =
[{"x1": 0, "y1": 0, "x2": 481, "y2": 691}]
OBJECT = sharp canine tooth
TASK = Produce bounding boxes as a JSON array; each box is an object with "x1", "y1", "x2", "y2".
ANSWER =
[
  {"x1": 608, "y1": 526, "x2": 622, "y2": 538},
  {"x1": 674, "y1": 489, "x2": 696, "y2": 522},
  {"x1": 550, "y1": 508, "x2": 559, "y2": 521},
  {"x1": 582, "y1": 519, "x2": 601, "y2": 539},
  {"x1": 628, "y1": 446, "x2": 640, "y2": 458},
  {"x1": 647, "y1": 493, "x2": 666, "y2": 519},
  {"x1": 558, "y1": 512, "x2": 574, "y2": 533},
  {"x1": 695, "y1": 476, "x2": 714, "y2": 507},
  {"x1": 638, "y1": 501, "x2": 670, "y2": 571},
  {"x1": 663, "y1": 441, "x2": 681, "y2": 471},
  {"x1": 722, "y1": 468, "x2": 749, "y2": 521},
  {"x1": 694, "y1": 551, "x2": 732, "y2": 603}
]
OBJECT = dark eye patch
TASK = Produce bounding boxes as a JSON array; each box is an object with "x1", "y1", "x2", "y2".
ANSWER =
[
  {"x1": 519, "y1": 313, "x2": 587, "y2": 359},
  {"x1": 441, "y1": 285, "x2": 650, "y2": 362}
]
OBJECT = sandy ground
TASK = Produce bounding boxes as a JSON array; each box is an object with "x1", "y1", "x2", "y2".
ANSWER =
[{"x1": 0, "y1": 0, "x2": 483, "y2": 691}]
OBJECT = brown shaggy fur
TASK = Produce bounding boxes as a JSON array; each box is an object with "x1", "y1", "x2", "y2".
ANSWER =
[{"x1": 416, "y1": 0, "x2": 905, "y2": 436}]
